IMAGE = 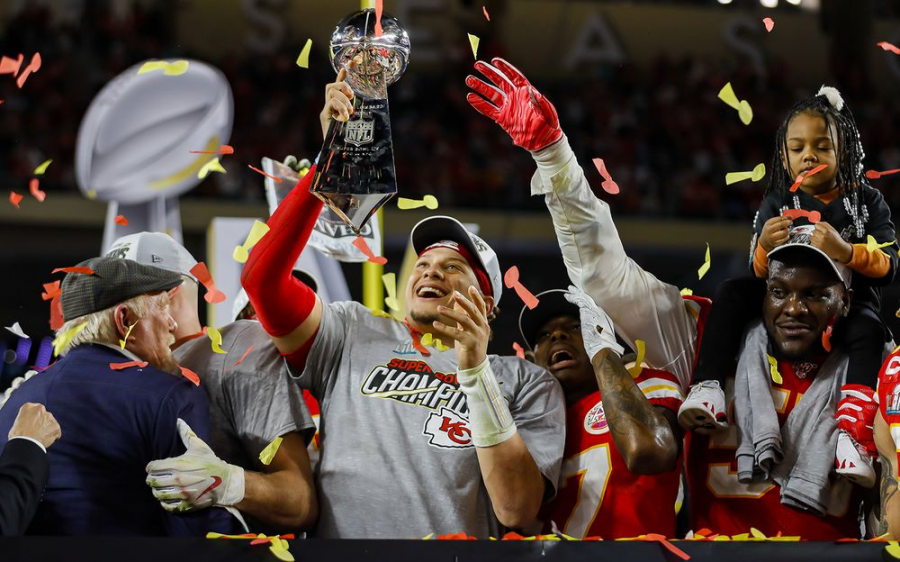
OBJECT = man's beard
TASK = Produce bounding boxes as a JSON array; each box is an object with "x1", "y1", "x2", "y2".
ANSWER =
[{"x1": 409, "y1": 309, "x2": 440, "y2": 326}]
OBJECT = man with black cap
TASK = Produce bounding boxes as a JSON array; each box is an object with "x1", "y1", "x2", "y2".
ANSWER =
[
  {"x1": 237, "y1": 77, "x2": 566, "y2": 538},
  {"x1": 105, "y1": 232, "x2": 318, "y2": 533},
  {"x1": 0, "y1": 257, "x2": 237, "y2": 535},
  {"x1": 518, "y1": 287, "x2": 684, "y2": 538}
]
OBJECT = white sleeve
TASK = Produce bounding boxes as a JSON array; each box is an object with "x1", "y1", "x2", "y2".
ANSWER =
[{"x1": 530, "y1": 136, "x2": 699, "y2": 389}]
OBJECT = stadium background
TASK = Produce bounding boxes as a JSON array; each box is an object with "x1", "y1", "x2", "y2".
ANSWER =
[{"x1": 1, "y1": 0, "x2": 899, "y2": 389}]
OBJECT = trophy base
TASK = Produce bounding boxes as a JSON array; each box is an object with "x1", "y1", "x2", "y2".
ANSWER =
[{"x1": 312, "y1": 189, "x2": 394, "y2": 235}]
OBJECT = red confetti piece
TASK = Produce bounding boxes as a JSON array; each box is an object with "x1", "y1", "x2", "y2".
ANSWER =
[
  {"x1": 592, "y1": 158, "x2": 620, "y2": 194},
  {"x1": 227, "y1": 345, "x2": 255, "y2": 370},
  {"x1": 41, "y1": 280, "x2": 64, "y2": 330},
  {"x1": 15, "y1": 53, "x2": 40, "y2": 89},
  {"x1": 865, "y1": 168, "x2": 900, "y2": 180},
  {"x1": 9, "y1": 191, "x2": 23, "y2": 208},
  {"x1": 403, "y1": 319, "x2": 431, "y2": 356},
  {"x1": 375, "y1": 0, "x2": 384, "y2": 36},
  {"x1": 177, "y1": 364, "x2": 201, "y2": 386},
  {"x1": 782, "y1": 209, "x2": 821, "y2": 224},
  {"x1": 248, "y1": 164, "x2": 282, "y2": 183},
  {"x1": 789, "y1": 164, "x2": 828, "y2": 192},
  {"x1": 353, "y1": 236, "x2": 387, "y2": 265},
  {"x1": 41, "y1": 281, "x2": 60, "y2": 301},
  {"x1": 822, "y1": 316, "x2": 834, "y2": 352},
  {"x1": 190, "y1": 262, "x2": 227, "y2": 304},
  {"x1": 878, "y1": 41, "x2": 900, "y2": 55},
  {"x1": 0, "y1": 54, "x2": 23, "y2": 76},
  {"x1": 483, "y1": 6, "x2": 490, "y2": 21},
  {"x1": 110, "y1": 360, "x2": 148, "y2": 371},
  {"x1": 29, "y1": 178, "x2": 45, "y2": 202},
  {"x1": 436, "y1": 532, "x2": 477, "y2": 540},
  {"x1": 114, "y1": 215, "x2": 129, "y2": 226},
  {"x1": 763, "y1": 17, "x2": 774, "y2": 32},
  {"x1": 503, "y1": 266, "x2": 539, "y2": 310},
  {"x1": 52, "y1": 266, "x2": 95, "y2": 275},
  {"x1": 189, "y1": 145, "x2": 234, "y2": 155},
  {"x1": 249, "y1": 537, "x2": 271, "y2": 546},
  {"x1": 512, "y1": 342, "x2": 525, "y2": 359},
  {"x1": 643, "y1": 534, "x2": 691, "y2": 561}
]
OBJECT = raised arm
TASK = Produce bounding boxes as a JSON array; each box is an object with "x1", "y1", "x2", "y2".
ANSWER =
[
  {"x1": 465, "y1": 57, "x2": 698, "y2": 387},
  {"x1": 870, "y1": 410, "x2": 900, "y2": 538}
]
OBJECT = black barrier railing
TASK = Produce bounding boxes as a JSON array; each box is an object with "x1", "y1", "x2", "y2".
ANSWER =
[{"x1": 0, "y1": 538, "x2": 889, "y2": 562}]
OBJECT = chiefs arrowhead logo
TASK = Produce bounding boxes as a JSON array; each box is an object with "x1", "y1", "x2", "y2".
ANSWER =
[{"x1": 423, "y1": 407, "x2": 472, "y2": 449}]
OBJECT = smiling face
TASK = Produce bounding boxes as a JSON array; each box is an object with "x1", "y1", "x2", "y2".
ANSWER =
[
  {"x1": 763, "y1": 252, "x2": 850, "y2": 362},
  {"x1": 532, "y1": 315, "x2": 595, "y2": 402},
  {"x1": 784, "y1": 111, "x2": 839, "y2": 195},
  {"x1": 406, "y1": 247, "x2": 493, "y2": 331}
]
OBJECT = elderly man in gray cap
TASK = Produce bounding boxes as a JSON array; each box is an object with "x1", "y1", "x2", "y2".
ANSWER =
[{"x1": 0, "y1": 256, "x2": 238, "y2": 536}]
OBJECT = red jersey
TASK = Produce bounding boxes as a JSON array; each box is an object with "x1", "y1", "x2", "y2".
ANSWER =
[
  {"x1": 877, "y1": 347, "x2": 900, "y2": 460},
  {"x1": 539, "y1": 368, "x2": 684, "y2": 539},
  {"x1": 687, "y1": 360, "x2": 860, "y2": 539}
]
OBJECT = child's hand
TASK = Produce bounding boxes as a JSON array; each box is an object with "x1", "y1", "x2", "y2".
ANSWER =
[
  {"x1": 759, "y1": 216, "x2": 792, "y2": 252},
  {"x1": 810, "y1": 221, "x2": 854, "y2": 263}
]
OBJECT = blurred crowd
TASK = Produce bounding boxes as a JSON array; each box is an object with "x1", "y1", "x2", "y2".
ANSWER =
[{"x1": 3, "y1": 2, "x2": 900, "y2": 222}]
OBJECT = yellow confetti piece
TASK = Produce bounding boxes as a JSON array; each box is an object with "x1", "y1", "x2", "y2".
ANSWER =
[
  {"x1": 259, "y1": 436, "x2": 284, "y2": 466},
  {"x1": 269, "y1": 539, "x2": 294, "y2": 562},
  {"x1": 420, "y1": 332, "x2": 450, "y2": 352},
  {"x1": 725, "y1": 163, "x2": 766, "y2": 185},
  {"x1": 628, "y1": 339, "x2": 645, "y2": 378},
  {"x1": 397, "y1": 195, "x2": 439, "y2": 210},
  {"x1": 207, "y1": 326, "x2": 226, "y2": 354},
  {"x1": 422, "y1": 533, "x2": 434, "y2": 540},
  {"x1": 86, "y1": 189, "x2": 97, "y2": 199},
  {"x1": 697, "y1": 243, "x2": 711, "y2": 280},
  {"x1": 718, "y1": 82, "x2": 753, "y2": 125},
  {"x1": 52, "y1": 322, "x2": 87, "y2": 357},
  {"x1": 468, "y1": 33, "x2": 480, "y2": 59},
  {"x1": 866, "y1": 235, "x2": 895, "y2": 253},
  {"x1": 33, "y1": 159, "x2": 52, "y2": 175},
  {"x1": 369, "y1": 308, "x2": 394, "y2": 319},
  {"x1": 888, "y1": 542, "x2": 900, "y2": 560},
  {"x1": 233, "y1": 220, "x2": 270, "y2": 263},
  {"x1": 119, "y1": 322, "x2": 136, "y2": 350},
  {"x1": 382, "y1": 272, "x2": 399, "y2": 311},
  {"x1": 198, "y1": 157, "x2": 226, "y2": 180},
  {"x1": 767, "y1": 353, "x2": 782, "y2": 384},
  {"x1": 680, "y1": 288, "x2": 693, "y2": 296},
  {"x1": 296, "y1": 39, "x2": 312, "y2": 69},
  {"x1": 749, "y1": 528, "x2": 766, "y2": 539},
  {"x1": 138, "y1": 60, "x2": 189, "y2": 76}
]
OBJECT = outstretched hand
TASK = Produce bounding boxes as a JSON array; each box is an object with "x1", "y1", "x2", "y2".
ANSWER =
[
  {"x1": 564, "y1": 285, "x2": 624, "y2": 363},
  {"x1": 432, "y1": 286, "x2": 491, "y2": 370},
  {"x1": 465, "y1": 57, "x2": 562, "y2": 152}
]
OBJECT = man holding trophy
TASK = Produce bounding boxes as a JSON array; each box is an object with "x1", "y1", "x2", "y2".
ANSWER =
[{"x1": 241, "y1": 10, "x2": 565, "y2": 538}]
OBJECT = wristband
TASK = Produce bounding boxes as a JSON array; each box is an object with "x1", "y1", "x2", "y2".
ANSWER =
[{"x1": 457, "y1": 358, "x2": 516, "y2": 447}]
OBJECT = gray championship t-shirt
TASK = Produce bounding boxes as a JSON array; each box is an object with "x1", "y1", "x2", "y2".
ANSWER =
[
  {"x1": 296, "y1": 301, "x2": 566, "y2": 539},
  {"x1": 174, "y1": 320, "x2": 316, "y2": 472}
]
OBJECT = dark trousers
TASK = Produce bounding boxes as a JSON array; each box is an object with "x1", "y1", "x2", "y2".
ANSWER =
[{"x1": 693, "y1": 276, "x2": 885, "y2": 388}]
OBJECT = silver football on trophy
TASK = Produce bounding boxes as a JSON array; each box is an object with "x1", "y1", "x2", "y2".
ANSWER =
[{"x1": 330, "y1": 9, "x2": 410, "y2": 99}]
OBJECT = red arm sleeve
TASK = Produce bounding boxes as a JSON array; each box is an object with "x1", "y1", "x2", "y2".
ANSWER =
[{"x1": 241, "y1": 165, "x2": 322, "y2": 338}]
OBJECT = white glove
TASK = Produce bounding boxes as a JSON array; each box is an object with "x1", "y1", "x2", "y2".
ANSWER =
[
  {"x1": 563, "y1": 285, "x2": 625, "y2": 361},
  {"x1": 145, "y1": 419, "x2": 245, "y2": 512}
]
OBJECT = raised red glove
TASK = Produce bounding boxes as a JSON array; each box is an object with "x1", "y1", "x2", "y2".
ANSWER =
[
  {"x1": 465, "y1": 58, "x2": 562, "y2": 152},
  {"x1": 836, "y1": 384, "x2": 878, "y2": 457}
]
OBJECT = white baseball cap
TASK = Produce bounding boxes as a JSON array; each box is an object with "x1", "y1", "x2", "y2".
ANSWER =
[
  {"x1": 768, "y1": 225, "x2": 852, "y2": 289},
  {"x1": 410, "y1": 216, "x2": 502, "y2": 305},
  {"x1": 106, "y1": 232, "x2": 199, "y2": 282}
]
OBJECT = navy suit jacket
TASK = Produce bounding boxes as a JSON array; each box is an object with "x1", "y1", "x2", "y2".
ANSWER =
[
  {"x1": 0, "y1": 438, "x2": 49, "y2": 535},
  {"x1": 0, "y1": 344, "x2": 238, "y2": 536}
]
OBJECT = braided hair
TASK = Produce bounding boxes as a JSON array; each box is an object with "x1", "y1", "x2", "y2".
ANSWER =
[{"x1": 763, "y1": 86, "x2": 870, "y2": 237}]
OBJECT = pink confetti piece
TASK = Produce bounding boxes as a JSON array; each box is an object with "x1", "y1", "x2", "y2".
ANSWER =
[
  {"x1": 189, "y1": 145, "x2": 234, "y2": 155},
  {"x1": 643, "y1": 534, "x2": 691, "y2": 561},
  {"x1": 592, "y1": 158, "x2": 620, "y2": 195},
  {"x1": 227, "y1": 345, "x2": 255, "y2": 370},
  {"x1": 483, "y1": 6, "x2": 490, "y2": 21},
  {"x1": 110, "y1": 360, "x2": 148, "y2": 371},
  {"x1": 9, "y1": 191, "x2": 23, "y2": 208},
  {"x1": 29, "y1": 178, "x2": 45, "y2": 202},
  {"x1": 763, "y1": 17, "x2": 774, "y2": 32},
  {"x1": 15, "y1": 53, "x2": 40, "y2": 89},
  {"x1": 878, "y1": 41, "x2": 900, "y2": 55},
  {"x1": 503, "y1": 266, "x2": 539, "y2": 310},
  {"x1": 353, "y1": 236, "x2": 387, "y2": 265},
  {"x1": 782, "y1": 209, "x2": 821, "y2": 224},
  {"x1": 114, "y1": 215, "x2": 129, "y2": 226},
  {"x1": 190, "y1": 262, "x2": 227, "y2": 304},
  {"x1": 789, "y1": 164, "x2": 828, "y2": 192},
  {"x1": 822, "y1": 316, "x2": 834, "y2": 352},
  {"x1": 512, "y1": 342, "x2": 525, "y2": 359},
  {"x1": 0, "y1": 54, "x2": 23, "y2": 75},
  {"x1": 248, "y1": 164, "x2": 282, "y2": 183},
  {"x1": 375, "y1": 0, "x2": 384, "y2": 36}
]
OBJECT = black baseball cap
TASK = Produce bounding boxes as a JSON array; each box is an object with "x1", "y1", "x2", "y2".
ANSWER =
[{"x1": 517, "y1": 289, "x2": 580, "y2": 351}]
